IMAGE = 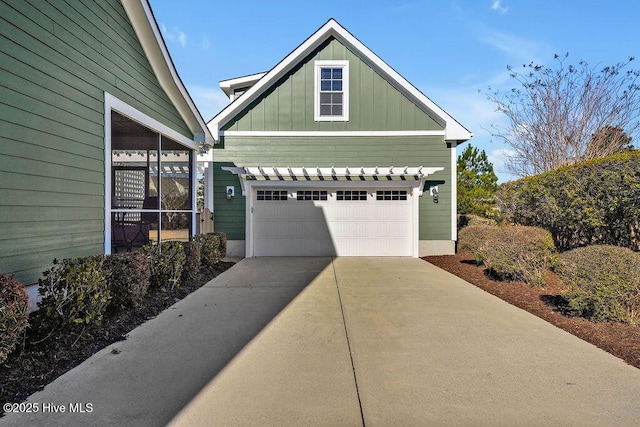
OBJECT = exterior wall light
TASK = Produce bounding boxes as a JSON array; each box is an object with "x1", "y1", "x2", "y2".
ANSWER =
[
  {"x1": 430, "y1": 186, "x2": 439, "y2": 203},
  {"x1": 226, "y1": 186, "x2": 235, "y2": 200}
]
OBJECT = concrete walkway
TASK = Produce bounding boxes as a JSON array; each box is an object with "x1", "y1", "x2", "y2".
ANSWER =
[{"x1": 3, "y1": 257, "x2": 640, "y2": 426}]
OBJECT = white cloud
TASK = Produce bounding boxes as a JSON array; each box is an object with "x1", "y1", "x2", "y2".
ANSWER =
[
  {"x1": 490, "y1": 0, "x2": 508, "y2": 14},
  {"x1": 202, "y1": 36, "x2": 211, "y2": 50},
  {"x1": 488, "y1": 148, "x2": 519, "y2": 182},
  {"x1": 177, "y1": 31, "x2": 187, "y2": 48},
  {"x1": 480, "y1": 30, "x2": 543, "y2": 63},
  {"x1": 421, "y1": 85, "x2": 504, "y2": 134},
  {"x1": 160, "y1": 23, "x2": 187, "y2": 48}
]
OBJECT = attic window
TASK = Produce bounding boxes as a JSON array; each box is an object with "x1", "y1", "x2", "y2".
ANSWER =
[{"x1": 314, "y1": 60, "x2": 349, "y2": 121}]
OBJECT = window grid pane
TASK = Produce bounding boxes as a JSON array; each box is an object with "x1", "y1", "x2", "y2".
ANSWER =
[
  {"x1": 376, "y1": 190, "x2": 408, "y2": 201},
  {"x1": 257, "y1": 190, "x2": 288, "y2": 201},
  {"x1": 337, "y1": 190, "x2": 367, "y2": 201},
  {"x1": 296, "y1": 190, "x2": 328, "y2": 201},
  {"x1": 319, "y1": 67, "x2": 344, "y2": 117}
]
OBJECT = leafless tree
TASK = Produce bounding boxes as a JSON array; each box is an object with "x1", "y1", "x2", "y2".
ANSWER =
[{"x1": 485, "y1": 54, "x2": 640, "y2": 177}]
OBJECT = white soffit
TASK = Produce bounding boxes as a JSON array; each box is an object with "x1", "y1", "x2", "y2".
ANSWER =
[{"x1": 208, "y1": 18, "x2": 472, "y2": 143}]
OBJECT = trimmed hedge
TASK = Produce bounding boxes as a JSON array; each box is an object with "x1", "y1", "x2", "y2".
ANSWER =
[
  {"x1": 143, "y1": 241, "x2": 186, "y2": 291},
  {"x1": 103, "y1": 252, "x2": 150, "y2": 312},
  {"x1": 458, "y1": 224, "x2": 497, "y2": 264},
  {"x1": 459, "y1": 225, "x2": 556, "y2": 286},
  {"x1": 482, "y1": 226, "x2": 556, "y2": 286},
  {"x1": 37, "y1": 257, "x2": 110, "y2": 331},
  {"x1": 181, "y1": 240, "x2": 202, "y2": 283},
  {"x1": 194, "y1": 232, "x2": 227, "y2": 269},
  {"x1": 498, "y1": 151, "x2": 640, "y2": 251},
  {"x1": 0, "y1": 275, "x2": 29, "y2": 362},
  {"x1": 18, "y1": 233, "x2": 227, "y2": 334},
  {"x1": 558, "y1": 245, "x2": 640, "y2": 323}
]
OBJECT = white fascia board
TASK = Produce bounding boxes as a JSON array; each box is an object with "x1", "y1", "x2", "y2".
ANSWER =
[
  {"x1": 219, "y1": 72, "x2": 267, "y2": 97},
  {"x1": 221, "y1": 130, "x2": 445, "y2": 137},
  {"x1": 208, "y1": 18, "x2": 472, "y2": 143},
  {"x1": 122, "y1": 0, "x2": 214, "y2": 145},
  {"x1": 329, "y1": 21, "x2": 472, "y2": 142},
  {"x1": 208, "y1": 21, "x2": 335, "y2": 139}
]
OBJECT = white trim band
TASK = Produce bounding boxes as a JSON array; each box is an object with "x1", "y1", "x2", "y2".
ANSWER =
[{"x1": 221, "y1": 130, "x2": 446, "y2": 137}]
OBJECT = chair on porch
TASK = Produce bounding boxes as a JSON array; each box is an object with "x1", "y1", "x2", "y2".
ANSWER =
[{"x1": 112, "y1": 212, "x2": 151, "y2": 253}]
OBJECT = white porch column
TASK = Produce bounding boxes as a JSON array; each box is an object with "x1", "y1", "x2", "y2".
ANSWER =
[{"x1": 204, "y1": 162, "x2": 214, "y2": 211}]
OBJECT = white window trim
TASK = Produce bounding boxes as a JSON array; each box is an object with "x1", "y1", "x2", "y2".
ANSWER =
[
  {"x1": 104, "y1": 92, "x2": 196, "y2": 254},
  {"x1": 314, "y1": 60, "x2": 349, "y2": 122}
]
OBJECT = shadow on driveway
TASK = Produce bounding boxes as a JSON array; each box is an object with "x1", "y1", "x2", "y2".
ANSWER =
[{"x1": 1, "y1": 257, "x2": 345, "y2": 427}]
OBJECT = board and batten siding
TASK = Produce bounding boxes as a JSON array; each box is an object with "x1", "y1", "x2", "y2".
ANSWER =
[
  {"x1": 222, "y1": 38, "x2": 443, "y2": 133},
  {"x1": 0, "y1": 0, "x2": 192, "y2": 284},
  {"x1": 213, "y1": 136, "x2": 452, "y2": 241}
]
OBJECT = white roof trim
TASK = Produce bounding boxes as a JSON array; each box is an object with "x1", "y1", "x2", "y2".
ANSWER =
[
  {"x1": 208, "y1": 18, "x2": 472, "y2": 143},
  {"x1": 121, "y1": 0, "x2": 213, "y2": 145},
  {"x1": 219, "y1": 72, "x2": 267, "y2": 98},
  {"x1": 221, "y1": 130, "x2": 445, "y2": 137}
]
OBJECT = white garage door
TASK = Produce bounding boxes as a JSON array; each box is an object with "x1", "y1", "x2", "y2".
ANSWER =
[{"x1": 251, "y1": 188, "x2": 414, "y2": 256}]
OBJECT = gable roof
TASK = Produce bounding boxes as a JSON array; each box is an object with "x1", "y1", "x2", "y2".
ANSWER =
[
  {"x1": 208, "y1": 18, "x2": 472, "y2": 143},
  {"x1": 121, "y1": 0, "x2": 213, "y2": 146}
]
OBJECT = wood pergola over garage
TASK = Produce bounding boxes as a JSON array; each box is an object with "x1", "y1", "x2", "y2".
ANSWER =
[{"x1": 223, "y1": 166, "x2": 443, "y2": 257}]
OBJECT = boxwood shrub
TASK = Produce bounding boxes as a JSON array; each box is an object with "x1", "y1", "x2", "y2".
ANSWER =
[
  {"x1": 558, "y1": 245, "x2": 640, "y2": 323},
  {"x1": 194, "y1": 232, "x2": 227, "y2": 270},
  {"x1": 103, "y1": 252, "x2": 151, "y2": 312},
  {"x1": 181, "y1": 240, "x2": 202, "y2": 283},
  {"x1": 498, "y1": 151, "x2": 640, "y2": 251},
  {"x1": 459, "y1": 225, "x2": 556, "y2": 286},
  {"x1": 0, "y1": 275, "x2": 29, "y2": 362},
  {"x1": 481, "y1": 226, "x2": 557, "y2": 286},
  {"x1": 37, "y1": 257, "x2": 110, "y2": 331},
  {"x1": 458, "y1": 224, "x2": 497, "y2": 264},
  {"x1": 143, "y1": 241, "x2": 186, "y2": 290}
]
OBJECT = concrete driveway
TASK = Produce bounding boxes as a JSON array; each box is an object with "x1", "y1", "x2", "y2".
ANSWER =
[{"x1": 3, "y1": 257, "x2": 640, "y2": 426}]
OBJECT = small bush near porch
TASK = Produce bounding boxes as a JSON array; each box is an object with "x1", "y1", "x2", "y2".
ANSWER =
[{"x1": 0, "y1": 232, "x2": 230, "y2": 408}]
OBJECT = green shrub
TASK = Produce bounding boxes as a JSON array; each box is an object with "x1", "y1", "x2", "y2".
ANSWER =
[
  {"x1": 498, "y1": 151, "x2": 640, "y2": 251},
  {"x1": 0, "y1": 275, "x2": 29, "y2": 363},
  {"x1": 37, "y1": 257, "x2": 110, "y2": 331},
  {"x1": 458, "y1": 224, "x2": 497, "y2": 264},
  {"x1": 143, "y1": 241, "x2": 186, "y2": 290},
  {"x1": 181, "y1": 240, "x2": 202, "y2": 283},
  {"x1": 103, "y1": 252, "x2": 150, "y2": 312},
  {"x1": 481, "y1": 226, "x2": 556, "y2": 286},
  {"x1": 558, "y1": 245, "x2": 640, "y2": 323},
  {"x1": 194, "y1": 232, "x2": 227, "y2": 270}
]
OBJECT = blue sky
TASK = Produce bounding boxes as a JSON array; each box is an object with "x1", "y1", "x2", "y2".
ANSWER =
[{"x1": 149, "y1": 0, "x2": 640, "y2": 182}]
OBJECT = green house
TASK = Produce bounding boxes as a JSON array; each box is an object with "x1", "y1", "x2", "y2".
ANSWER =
[
  {"x1": 0, "y1": 0, "x2": 213, "y2": 287},
  {"x1": 208, "y1": 19, "x2": 472, "y2": 258}
]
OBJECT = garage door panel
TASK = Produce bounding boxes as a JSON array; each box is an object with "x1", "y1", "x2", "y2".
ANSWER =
[
  {"x1": 252, "y1": 188, "x2": 413, "y2": 256},
  {"x1": 373, "y1": 205, "x2": 410, "y2": 220}
]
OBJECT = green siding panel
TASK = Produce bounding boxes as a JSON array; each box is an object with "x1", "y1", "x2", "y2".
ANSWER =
[
  {"x1": 214, "y1": 136, "x2": 453, "y2": 241},
  {"x1": 0, "y1": 0, "x2": 195, "y2": 284},
  {"x1": 223, "y1": 38, "x2": 443, "y2": 133}
]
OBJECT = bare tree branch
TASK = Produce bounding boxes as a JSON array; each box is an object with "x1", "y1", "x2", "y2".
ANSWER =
[{"x1": 484, "y1": 54, "x2": 640, "y2": 177}]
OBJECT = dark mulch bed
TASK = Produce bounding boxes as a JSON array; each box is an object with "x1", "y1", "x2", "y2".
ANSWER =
[
  {"x1": 0, "y1": 262, "x2": 235, "y2": 412},
  {"x1": 424, "y1": 252, "x2": 640, "y2": 370}
]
